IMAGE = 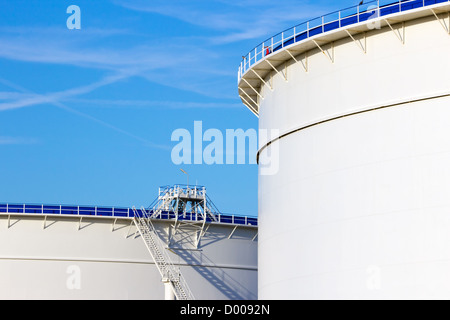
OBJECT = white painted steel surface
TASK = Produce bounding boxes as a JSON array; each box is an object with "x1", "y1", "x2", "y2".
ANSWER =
[
  {"x1": 0, "y1": 214, "x2": 257, "y2": 300},
  {"x1": 251, "y1": 8, "x2": 450, "y2": 299}
]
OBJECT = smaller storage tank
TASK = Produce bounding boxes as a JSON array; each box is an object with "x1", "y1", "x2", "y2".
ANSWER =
[{"x1": 0, "y1": 185, "x2": 258, "y2": 300}]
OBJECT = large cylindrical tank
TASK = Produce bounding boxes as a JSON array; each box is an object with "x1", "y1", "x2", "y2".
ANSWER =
[
  {"x1": 238, "y1": 1, "x2": 450, "y2": 299},
  {"x1": 0, "y1": 208, "x2": 257, "y2": 300}
]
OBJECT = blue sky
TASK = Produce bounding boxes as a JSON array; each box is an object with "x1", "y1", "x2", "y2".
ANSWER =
[{"x1": 0, "y1": 0, "x2": 352, "y2": 217}]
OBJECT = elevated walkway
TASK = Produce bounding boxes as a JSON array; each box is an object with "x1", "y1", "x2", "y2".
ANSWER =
[{"x1": 238, "y1": 0, "x2": 450, "y2": 116}]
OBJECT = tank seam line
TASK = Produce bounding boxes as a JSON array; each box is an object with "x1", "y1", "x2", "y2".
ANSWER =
[
  {"x1": 0, "y1": 256, "x2": 257, "y2": 270},
  {"x1": 257, "y1": 92, "x2": 450, "y2": 164}
]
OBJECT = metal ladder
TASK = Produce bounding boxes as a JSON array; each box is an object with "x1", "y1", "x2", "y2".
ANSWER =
[{"x1": 133, "y1": 207, "x2": 195, "y2": 300}]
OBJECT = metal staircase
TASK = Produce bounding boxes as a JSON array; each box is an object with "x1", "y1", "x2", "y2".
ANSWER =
[{"x1": 133, "y1": 207, "x2": 195, "y2": 300}]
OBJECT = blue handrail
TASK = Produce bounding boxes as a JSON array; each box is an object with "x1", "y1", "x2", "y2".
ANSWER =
[
  {"x1": 0, "y1": 203, "x2": 258, "y2": 226},
  {"x1": 238, "y1": 0, "x2": 449, "y2": 81}
]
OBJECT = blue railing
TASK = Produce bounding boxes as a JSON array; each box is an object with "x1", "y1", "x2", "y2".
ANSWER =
[
  {"x1": 0, "y1": 203, "x2": 258, "y2": 227},
  {"x1": 238, "y1": 0, "x2": 449, "y2": 81}
]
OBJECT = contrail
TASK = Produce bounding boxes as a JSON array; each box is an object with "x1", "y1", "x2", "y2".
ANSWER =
[{"x1": 0, "y1": 76, "x2": 171, "y2": 151}]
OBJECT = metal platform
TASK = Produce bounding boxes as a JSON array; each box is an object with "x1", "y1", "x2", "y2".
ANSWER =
[
  {"x1": 238, "y1": 0, "x2": 450, "y2": 116},
  {"x1": 0, "y1": 186, "x2": 258, "y2": 227}
]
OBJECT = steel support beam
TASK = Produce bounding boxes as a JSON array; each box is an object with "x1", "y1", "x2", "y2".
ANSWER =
[
  {"x1": 239, "y1": 87, "x2": 259, "y2": 110},
  {"x1": 286, "y1": 49, "x2": 308, "y2": 72},
  {"x1": 239, "y1": 95, "x2": 259, "y2": 117},
  {"x1": 345, "y1": 30, "x2": 367, "y2": 54},
  {"x1": 241, "y1": 78, "x2": 264, "y2": 100},
  {"x1": 249, "y1": 69, "x2": 273, "y2": 91},
  {"x1": 228, "y1": 225, "x2": 238, "y2": 239},
  {"x1": 384, "y1": 19, "x2": 405, "y2": 44},
  {"x1": 265, "y1": 59, "x2": 288, "y2": 81},
  {"x1": 431, "y1": 9, "x2": 450, "y2": 34},
  {"x1": 313, "y1": 40, "x2": 335, "y2": 63}
]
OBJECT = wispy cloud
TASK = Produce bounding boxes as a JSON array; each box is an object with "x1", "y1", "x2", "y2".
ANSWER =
[
  {"x1": 0, "y1": 0, "x2": 333, "y2": 111},
  {"x1": 113, "y1": 0, "x2": 329, "y2": 45},
  {"x1": 0, "y1": 30, "x2": 199, "y2": 72},
  {"x1": 0, "y1": 136, "x2": 39, "y2": 145},
  {"x1": 0, "y1": 23, "x2": 231, "y2": 99},
  {"x1": 0, "y1": 21, "x2": 234, "y2": 146},
  {"x1": 65, "y1": 98, "x2": 242, "y2": 110},
  {"x1": 0, "y1": 72, "x2": 133, "y2": 112},
  {"x1": 0, "y1": 77, "x2": 171, "y2": 151},
  {"x1": 0, "y1": 91, "x2": 36, "y2": 100}
]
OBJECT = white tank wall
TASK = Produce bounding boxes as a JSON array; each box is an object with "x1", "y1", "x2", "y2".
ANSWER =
[
  {"x1": 258, "y1": 14, "x2": 450, "y2": 299},
  {"x1": 0, "y1": 215, "x2": 257, "y2": 300}
]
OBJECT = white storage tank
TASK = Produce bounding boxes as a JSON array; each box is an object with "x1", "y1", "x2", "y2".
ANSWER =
[
  {"x1": 0, "y1": 186, "x2": 258, "y2": 300},
  {"x1": 238, "y1": 0, "x2": 450, "y2": 299}
]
